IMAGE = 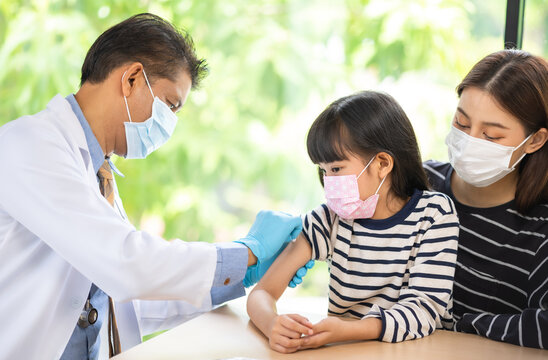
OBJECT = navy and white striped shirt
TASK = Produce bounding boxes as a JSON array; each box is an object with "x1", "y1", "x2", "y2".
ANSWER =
[
  {"x1": 424, "y1": 160, "x2": 548, "y2": 349},
  {"x1": 301, "y1": 189, "x2": 459, "y2": 342}
]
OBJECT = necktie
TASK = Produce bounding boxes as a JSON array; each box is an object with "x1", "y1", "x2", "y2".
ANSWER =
[{"x1": 97, "y1": 159, "x2": 122, "y2": 357}]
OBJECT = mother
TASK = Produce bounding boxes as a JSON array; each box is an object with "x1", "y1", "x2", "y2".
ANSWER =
[{"x1": 424, "y1": 49, "x2": 547, "y2": 349}]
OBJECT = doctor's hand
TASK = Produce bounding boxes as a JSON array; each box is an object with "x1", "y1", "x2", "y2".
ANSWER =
[
  {"x1": 235, "y1": 210, "x2": 302, "y2": 287},
  {"x1": 243, "y1": 245, "x2": 281, "y2": 287},
  {"x1": 289, "y1": 260, "x2": 315, "y2": 288},
  {"x1": 236, "y1": 210, "x2": 302, "y2": 263},
  {"x1": 244, "y1": 252, "x2": 315, "y2": 288}
]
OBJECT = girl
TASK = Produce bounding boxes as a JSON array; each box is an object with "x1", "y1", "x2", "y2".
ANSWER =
[
  {"x1": 247, "y1": 91, "x2": 459, "y2": 353},
  {"x1": 424, "y1": 49, "x2": 548, "y2": 348}
]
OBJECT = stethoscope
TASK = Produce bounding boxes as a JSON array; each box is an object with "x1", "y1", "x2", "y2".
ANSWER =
[
  {"x1": 76, "y1": 182, "x2": 126, "y2": 329},
  {"x1": 77, "y1": 199, "x2": 125, "y2": 329},
  {"x1": 78, "y1": 299, "x2": 98, "y2": 328}
]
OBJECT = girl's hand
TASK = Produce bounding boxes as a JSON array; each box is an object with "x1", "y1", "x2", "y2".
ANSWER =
[
  {"x1": 300, "y1": 316, "x2": 382, "y2": 349},
  {"x1": 268, "y1": 313, "x2": 314, "y2": 353},
  {"x1": 300, "y1": 317, "x2": 349, "y2": 349}
]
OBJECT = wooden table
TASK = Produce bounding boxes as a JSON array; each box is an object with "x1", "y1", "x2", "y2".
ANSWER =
[{"x1": 114, "y1": 296, "x2": 546, "y2": 359}]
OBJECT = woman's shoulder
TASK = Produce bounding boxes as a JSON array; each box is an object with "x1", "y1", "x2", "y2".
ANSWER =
[
  {"x1": 423, "y1": 160, "x2": 452, "y2": 178},
  {"x1": 513, "y1": 202, "x2": 548, "y2": 233},
  {"x1": 422, "y1": 160, "x2": 452, "y2": 193},
  {"x1": 526, "y1": 202, "x2": 548, "y2": 217},
  {"x1": 415, "y1": 189, "x2": 457, "y2": 217}
]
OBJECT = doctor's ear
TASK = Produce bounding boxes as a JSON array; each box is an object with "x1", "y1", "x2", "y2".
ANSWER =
[
  {"x1": 121, "y1": 62, "x2": 145, "y2": 97},
  {"x1": 525, "y1": 128, "x2": 548, "y2": 154}
]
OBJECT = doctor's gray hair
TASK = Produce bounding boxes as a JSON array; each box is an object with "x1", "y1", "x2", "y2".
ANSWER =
[{"x1": 80, "y1": 13, "x2": 208, "y2": 88}]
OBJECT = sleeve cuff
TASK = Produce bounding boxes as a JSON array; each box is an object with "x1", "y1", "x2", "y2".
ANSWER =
[
  {"x1": 210, "y1": 243, "x2": 247, "y2": 305},
  {"x1": 454, "y1": 313, "x2": 477, "y2": 334},
  {"x1": 363, "y1": 304, "x2": 387, "y2": 341}
]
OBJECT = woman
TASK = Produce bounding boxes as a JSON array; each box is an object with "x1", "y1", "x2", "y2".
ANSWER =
[{"x1": 424, "y1": 49, "x2": 547, "y2": 349}]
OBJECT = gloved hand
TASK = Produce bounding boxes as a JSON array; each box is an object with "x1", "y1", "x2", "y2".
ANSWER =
[
  {"x1": 244, "y1": 246, "x2": 284, "y2": 287},
  {"x1": 235, "y1": 210, "x2": 302, "y2": 263},
  {"x1": 289, "y1": 260, "x2": 315, "y2": 288},
  {"x1": 236, "y1": 210, "x2": 302, "y2": 287}
]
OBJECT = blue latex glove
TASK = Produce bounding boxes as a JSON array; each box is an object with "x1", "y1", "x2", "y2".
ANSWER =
[
  {"x1": 289, "y1": 260, "x2": 315, "y2": 288},
  {"x1": 235, "y1": 210, "x2": 302, "y2": 263},
  {"x1": 236, "y1": 210, "x2": 302, "y2": 287},
  {"x1": 244, "y1": 245, "x2": 285, "y2": 287}
]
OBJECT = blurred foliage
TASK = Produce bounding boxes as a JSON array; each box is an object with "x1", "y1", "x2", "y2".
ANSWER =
[
  {"x1": 1, "y1": 0, "x2": 547, "y2": 296},
  {"x1": 524, "y1": 0, "x2": 548, "y2": 56}
]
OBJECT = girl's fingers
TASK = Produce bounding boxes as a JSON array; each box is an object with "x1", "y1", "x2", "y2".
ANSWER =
[
  {"x1": 300, "y1": 332, "x2": 327, "y2": 349},
  {"x1": 277, "y1": 327, "x2": 305, "y2": 340},
  {"x1": 311, "y1": 318, "x2": 330, "y2": 332},
  {"x1": 271, "y1": 342, "x2": 300, "y2": 354},
  {"x1": 268, "y1": 313, "x2": 314, "y2": 353},
  {"x1": 277, "y1": 335, "x2": 305, "y2": 349},
  {"x1": 285, "y1": 314, "x2": 314, "y2": 334},
  {"x1": 270, "y1": 333, "x2": 304, "y2": 352}
]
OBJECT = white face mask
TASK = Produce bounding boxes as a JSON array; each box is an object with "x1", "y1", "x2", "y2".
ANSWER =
[{"x1": 445, "y1": 126, "x2": 532, "y2": 187}]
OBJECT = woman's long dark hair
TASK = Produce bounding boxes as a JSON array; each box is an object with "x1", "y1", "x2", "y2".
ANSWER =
[
  {"x1": 306, "y1": 91, "x2": 428, "y2": 200},
  {"x1": 457, "y1": 49, "x2": 548, "y2": 213}
]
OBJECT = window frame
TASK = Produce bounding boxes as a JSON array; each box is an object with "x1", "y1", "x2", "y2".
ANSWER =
[{"x1": 504, "y1": 0, "x2": 525, "y2": 49}]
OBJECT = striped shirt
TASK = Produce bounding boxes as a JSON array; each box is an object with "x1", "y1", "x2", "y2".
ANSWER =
[
  {"x1": 424, "y1": 160, "x2": 548, "y2": 349},
  {"x1": 301, "y1": 189, "x2": 459, "y2": 343}
]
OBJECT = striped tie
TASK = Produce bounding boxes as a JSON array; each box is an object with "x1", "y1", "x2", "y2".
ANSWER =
[
  {"x1": 98, "y1": 160, "x2": 115, "y2": 206},
  {"x1": 97, "y1": 159, "x2": 121, "y2": 357}
]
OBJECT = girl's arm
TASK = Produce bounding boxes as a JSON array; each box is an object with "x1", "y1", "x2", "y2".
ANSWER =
[
  {"x1": 300, "y1": 194, "x2": 458, "y2": 348},
  {"x1": 249, "y1": 236, "x2": 383, "y2": 352},
  {"x1": 299, "y1": 313, "x2": 382, "y2": 350},
  {"x1": 366, "y1": 194, "x2": 459, "y2": 343},
  {"x1": 246, "y1": 234, "x2": 315, "y2": 353}
]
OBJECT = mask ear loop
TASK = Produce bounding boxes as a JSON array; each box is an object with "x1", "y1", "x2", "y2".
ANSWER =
[
  {"x1": 509, "y1": 133, "x2": 534, "y2": 169},
  {"x1": 122, "y1": 70, "x2": 133, "y2": 123},
  {"x1": 142, "y1": 69, "x2": 155, "y2": 98},
  {"x1": 357, "y1": 156, "x2": 376, "y2": 179},
  {"x1": 374, "y1": 175, "x2": 388, "y2": 195}
]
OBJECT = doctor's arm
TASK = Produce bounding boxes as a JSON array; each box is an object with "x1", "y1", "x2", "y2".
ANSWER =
[
  {"x1": 0, "y1": 123, "x2": 294, "y2": 309},
  {"x1": 134, "y1": 211, "x2": 303, "y2": 335},
  {"x1": 0, "y1": 126, "x2": 222, "y2": 306},
  {"x1": 210, "y1": 210, "x2": 303, "y2": 306}
]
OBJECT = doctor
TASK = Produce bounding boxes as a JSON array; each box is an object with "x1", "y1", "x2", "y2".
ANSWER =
[{"x1": 0, "y1": 13, "x2": 303, "y2": 360}]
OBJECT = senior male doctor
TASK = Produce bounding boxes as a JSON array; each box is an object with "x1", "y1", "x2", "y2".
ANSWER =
[{"x1": 0, "y1": 13, "x2": 307, "y2": 360}]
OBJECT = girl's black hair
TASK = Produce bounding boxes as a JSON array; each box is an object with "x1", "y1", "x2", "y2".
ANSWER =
[{"x1": 307, "y1": 91, "x2": 428, "y2": 199}]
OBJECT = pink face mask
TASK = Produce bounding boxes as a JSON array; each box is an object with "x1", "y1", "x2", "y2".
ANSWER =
[{"x1": 323, "y1": 157, "x2": 387, "y2": 220}]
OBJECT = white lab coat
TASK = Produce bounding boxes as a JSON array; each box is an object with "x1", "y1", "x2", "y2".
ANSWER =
[{"x1": 0, "y1": 95, "x2": 221, "y2": 359}]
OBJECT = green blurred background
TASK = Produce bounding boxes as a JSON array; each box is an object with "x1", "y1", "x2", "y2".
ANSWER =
[{"x1": 0, "y1": 0, "x2": 547, "y2": 297}]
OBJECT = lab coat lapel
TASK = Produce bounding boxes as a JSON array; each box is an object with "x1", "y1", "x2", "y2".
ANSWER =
[
  {"x1": 47, "y1": 95, "x2": 143, "y2": 350},
  {"x1": 46, "y1": 94, "x2": 104, "y2": 193}
]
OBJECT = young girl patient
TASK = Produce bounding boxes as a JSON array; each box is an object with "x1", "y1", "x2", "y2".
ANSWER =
[{"x1": 247, "y1": 91, "x2": 459, "y2": 353}]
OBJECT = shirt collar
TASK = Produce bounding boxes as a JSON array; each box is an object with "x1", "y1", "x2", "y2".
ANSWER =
[{"x1": 65, "y1": 94, "x2": 124, "y2": 177}]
